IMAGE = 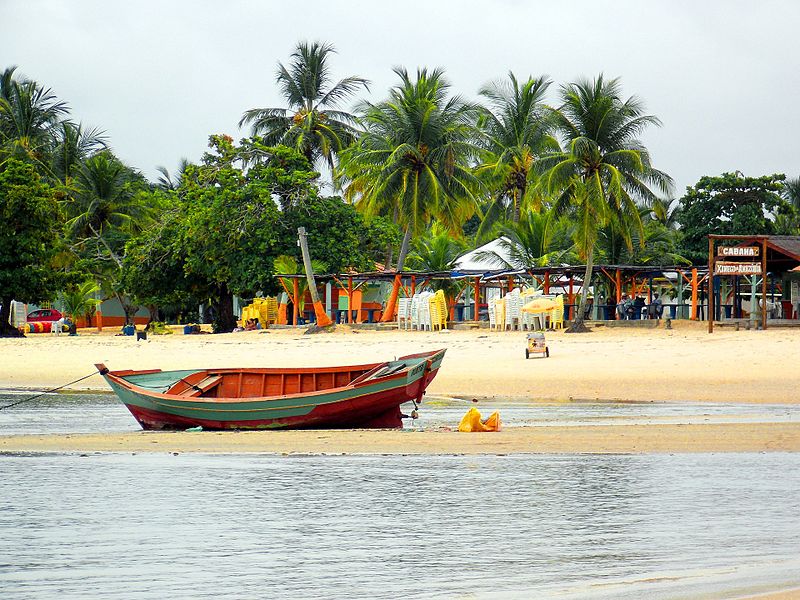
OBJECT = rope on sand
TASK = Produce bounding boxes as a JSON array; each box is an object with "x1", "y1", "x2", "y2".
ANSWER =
[{"x1": 0, "y1": 372, "x2": 99, "y2": 411}]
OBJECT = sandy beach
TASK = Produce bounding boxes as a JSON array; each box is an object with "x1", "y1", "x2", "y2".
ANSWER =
[
  {"x1": 2, "y1": 321, "x2": 799, "y2": 403},
  {"x1": 2, "y1": 322, "x2": 800, "y2": 456}
]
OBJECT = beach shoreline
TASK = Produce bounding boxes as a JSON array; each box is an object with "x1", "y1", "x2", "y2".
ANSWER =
[
  {"x1": 3, "y1": 422, "x2": 799, "y2": 455},
  {"x1": 2, "y1": 321, "x2": 799, "y2": 404}
]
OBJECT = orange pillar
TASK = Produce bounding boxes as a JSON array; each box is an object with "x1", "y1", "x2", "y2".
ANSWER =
[
  {"x1": 690, "y1": 268, "x2": 698, "y2": 320},
  {"x1": 293, "y1": 278, "x2": 300, "y2": 326},
  {"x1": 381, "y1": 274, "x2": 402, "y2": 322},
  {"x1": 347, "y1": 276, "x2": 353, "y2": 324},
  {"x1": 507, "y1": 275, "x2": 514, "y2": 292},
  {"x1": 96, "y1": 308, "x2": 103, "y2": 332},
  {"x1": 411, "y1": 275, "x2": 416, "y2": 296},
  {"x1": 544, "y1": 270, "x2": 550, "y2": 295}
]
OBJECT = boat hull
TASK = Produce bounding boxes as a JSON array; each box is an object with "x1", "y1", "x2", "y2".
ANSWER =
[{"x1": 99, "y1": 350, "x2": 445, "y2": 431}]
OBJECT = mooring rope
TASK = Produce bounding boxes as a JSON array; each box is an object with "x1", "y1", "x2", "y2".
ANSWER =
[{"x1": 0, "y1": 372, "x2": 99, "y2": 411}]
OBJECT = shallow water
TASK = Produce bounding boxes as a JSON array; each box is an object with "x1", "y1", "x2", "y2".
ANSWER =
[
  {"x1": 1, "y1": 392, "x2": 799, "y2": 435},
  {"x1": 1, "y1": 453, "x2": 799, "y2": 599}
]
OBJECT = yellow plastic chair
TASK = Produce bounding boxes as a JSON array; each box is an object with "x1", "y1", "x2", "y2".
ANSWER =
[
  {"x1": 491, "y1": 298, "x2": 505, "y2": 332},
  {"x1": 433, "y1": 290, "x2": 448, "y2": 330},
  {"x1": 550, "y1": 295, "x2": 565, "y2": 330}
]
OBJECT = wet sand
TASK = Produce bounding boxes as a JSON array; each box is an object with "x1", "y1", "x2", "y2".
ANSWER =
[
  {"x1": 2, "y1": 321, "x2": 800, "y2": 404},
  {"x1": 2, "y1": 422, "x2": 799, "y2": 455}
]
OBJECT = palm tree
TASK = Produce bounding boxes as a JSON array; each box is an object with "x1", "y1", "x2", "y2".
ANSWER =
[
  {"x1": 475, "y1": 72, "x2": 558, "y2": 228},
  {"x1": 0, "y1": 66, "x2": 69, "y2": 171},
  {"x1": 537, "y1": 75, "x2": 672, "y2": 332},
  {"x1": 60, "y1": 280, "x2": 101, "y2": 324},
  {"x1": 407, "y1": 224, "x2": 468, "y2": 303},
  {"x1": 51, "y1": 121, "x2": 107, "y2": 183},
  {"x1": 66, "y1": 151, "x2": 150, "y2": 265},
  {"x1": 154, "y1": 158, "x2": 190, "y2": 190},
  {"x1": 239, "y1": 41, "x2": 368, "y2": 170},
  {"x1": 476, "y1": 208, "x2": 575, "y2": 269},
  {"x1": 339, "y1": 67, "x2": 482, "y2": 321}
]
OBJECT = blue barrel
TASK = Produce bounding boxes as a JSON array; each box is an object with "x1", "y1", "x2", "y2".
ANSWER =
[
  {"x1": 183, "y1": 324, "x2": 193, "y2": 335},
  {"x1": 123, "y1": 324, "x2": 135, "y2": 336}
]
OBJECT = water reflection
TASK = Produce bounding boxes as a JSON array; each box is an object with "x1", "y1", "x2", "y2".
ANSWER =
[{"x1": 1, "y1": 453, "x2": 798, "y2": 599}]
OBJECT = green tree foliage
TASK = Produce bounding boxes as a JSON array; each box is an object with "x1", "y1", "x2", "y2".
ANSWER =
[
  {"x1": 59, "y1": 279, "x2": 101, "y2": 323},
  {"x1": 537, "y1": 75, "x2": 671, "y2": 331},
  {"x1": 476, "y1": 208, "x2": 575, "y2": 269},
  {"x1": 341, "y1": 67, "x2": 481, "y2": 267},
  {"x1": 278, "y1": 195, "x2": 401, "y2": 274},
  {"x1": 239, "y1": 42, "x2": 368, "y2": 170},
  {"x1": 0, "y1": 159, "x2": 64, "y2": 336},
  {"x1": 476, "y1": 72, "x2": 557, "y2": 228},
  {"x1": 0, "y1": 66, "x2": 69, "y2": 171},
  {"x1": 677, "y1": 172, "x2": 788, "y2": 263},
  {"x1": 407, "y1": 224, "x2": 467, "y2": 302}
]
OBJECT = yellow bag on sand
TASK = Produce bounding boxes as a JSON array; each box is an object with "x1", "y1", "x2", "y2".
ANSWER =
[{"x1": 458, "y1": 407, "x2": 502, "y2": 432}]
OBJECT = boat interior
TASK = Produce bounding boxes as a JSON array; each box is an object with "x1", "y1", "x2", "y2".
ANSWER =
[{"x1": 162, "y1": 361, "x2": 409, "y2": 399}]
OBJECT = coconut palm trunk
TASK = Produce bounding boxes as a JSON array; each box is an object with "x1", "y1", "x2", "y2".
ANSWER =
[
  {"x1": 380, "y1": 226, "x2": 412, "y2": 323},
  {"x1": 569, "y1": 248, "x2": 594, "y2": 332},
  {"x1": 298, "y1": 227, "x2": 333, "y2": 327}
]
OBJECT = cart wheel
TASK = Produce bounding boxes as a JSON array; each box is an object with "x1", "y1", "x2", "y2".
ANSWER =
[
  {"x1": 545, "y1": 348, "x2": 550, "y2": 358},
  {"x1": 525, "y1": 349, "x2": 530, "y2": 359}
]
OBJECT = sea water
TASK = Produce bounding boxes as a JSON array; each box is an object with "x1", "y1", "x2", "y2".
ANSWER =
[{"x1": 1, "y1": 394, "x2": 800, "y2": 599}]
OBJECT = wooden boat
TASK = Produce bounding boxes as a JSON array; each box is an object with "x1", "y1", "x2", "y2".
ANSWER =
[{"x1": 95, "y1": 349, "x2": 445, "y2": 430}]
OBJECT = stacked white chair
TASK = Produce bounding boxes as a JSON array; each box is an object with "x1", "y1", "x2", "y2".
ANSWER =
[
  {"x1": 416, "y1": 291, "x2": 433, "y2": 331},
  {"x1": 504, "y1": 288, "x2": 522, "y2": 331},
  {"x1": 397, "y1": 297, "x2": 412, "y2": 330}
]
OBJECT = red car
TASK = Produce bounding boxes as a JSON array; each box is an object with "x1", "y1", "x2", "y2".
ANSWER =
[{"x1": 27, "y1": 308, "x2": 63, "y2": 323}]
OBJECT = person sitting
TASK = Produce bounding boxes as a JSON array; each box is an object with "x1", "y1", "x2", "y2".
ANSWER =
[
  {"x1": 617, "y1": 294, "x2": 629, "y2": 320},
  {"x1": 244, "y1": 318, "x2": 257, "y2": 331},
  {"x1": 648, "y1": 293, "x2": 663, "y2": 319}
]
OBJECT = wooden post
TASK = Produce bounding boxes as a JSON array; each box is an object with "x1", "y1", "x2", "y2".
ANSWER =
[
  {"x1": 762, "y1": 238, "x2": 768, "y2": 330},
  {"x1": 544, "y1": 270, "x2": 550, "y2": 295},
  {"x1": 690, "y1": 268, "x2": 698, "y2": 320},
  {"x1": 297, "y1": 227, "x2": 333, "y2": 327},
  {"x1": 473, "y1": 277, "x2": 480, "y2": 321},
  {"x1": 347, "y1": 276, "x2": 353, "y2": 324},
  {"x1": 292, "y1": 278, "x2": 300, "y2": 326},
  {"x1": 708, "y1": 236, "x2": 715, "y2": 333},
  {"x1": 568, "y1": 274, "x2": 574, "y2": 320},
  {"x1": 507, "y1": 275, "x2": 514, "y2": 292},
  {"x1": 411, "y1": 275, "x2": 416, "y2": 296}
]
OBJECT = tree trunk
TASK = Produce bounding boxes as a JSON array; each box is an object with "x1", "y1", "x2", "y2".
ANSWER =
[
  {"x1": 567, "y1": 248, "x2": 594, "y2": 333},
  {"x1": 0, "y1": 297, "x2": 24, "y2": 338},
  {"x1": 512, "y1": 185, "x2": 522, "y2": 223},
  {"x1": 115, "y1": 292, "x2": 139, "y2": 327},
  {"x1": 298, "y1": 227, "x2": 333, "y2": 327},
  {"x1": 380, "y1": 226, "x2": 412, "y2": 323},
  {"x1": 212, "y1": 287, "x2": 237, "y2": 333}
]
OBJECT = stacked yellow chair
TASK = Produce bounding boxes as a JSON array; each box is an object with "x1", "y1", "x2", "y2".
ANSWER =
[
  {"x1": 550, "y1": 295, "x2": 565, "y2": 329},
  {"x1": 241, "y1": 297, "x2": 279, "y2": 328},
  {"x1": 429, "y1": 290, "x2": 448, "y2": 331}
]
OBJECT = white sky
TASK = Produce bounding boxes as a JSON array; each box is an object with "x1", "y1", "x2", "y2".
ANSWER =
[{"x1": 2, "y1": 0, "x2": 799, "y2": 196}]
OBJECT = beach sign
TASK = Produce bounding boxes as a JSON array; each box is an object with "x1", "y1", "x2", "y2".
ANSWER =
[
  {"x1": 717, "y1": 246, "x2": 759, "y2": 258},
  {"x1": 714, "y1": 261, "x2": 762, "y2": 275}
]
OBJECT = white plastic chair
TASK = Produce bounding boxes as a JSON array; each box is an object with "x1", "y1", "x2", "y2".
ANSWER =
[
  {"x1": 417, "y1": 292, "x2": 433, "y2": 331},
  {"x1": 504, "y1": 289, "x2": 522, "y2": 331},
  {"x1": 397, "y1": 297, "x2": 412, "y2": 330}
]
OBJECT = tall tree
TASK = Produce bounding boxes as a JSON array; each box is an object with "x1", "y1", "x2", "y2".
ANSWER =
[
  {"x1": 0, "y1": 66, "x2": 69, "y2": 172},
  {"x1": 340, "y1": 67, "x2": 481, "y2": 320},
  {"x1": 66, "y1": 151, "x2": 154, "y2": 324},
  {"x1": 0, "y1": 159, "x2": 64, "y2": 336},
  {"x1": 476, "y1": 72, "x2": 557, "y2": 228},
  {"x1": 677, "y1": 172, "x2": 787, "y2": 263},
  {"x1": 538, "y1": 75, "x2": 672, "y2": 331},
  {"x1": 239, "y1": 41, "x2": 368, "y2": 170}
]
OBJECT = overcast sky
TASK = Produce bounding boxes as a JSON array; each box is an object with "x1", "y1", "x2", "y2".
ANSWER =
[{"x1": 2, "y1": 0, "x2": 799, "y2": 195}]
